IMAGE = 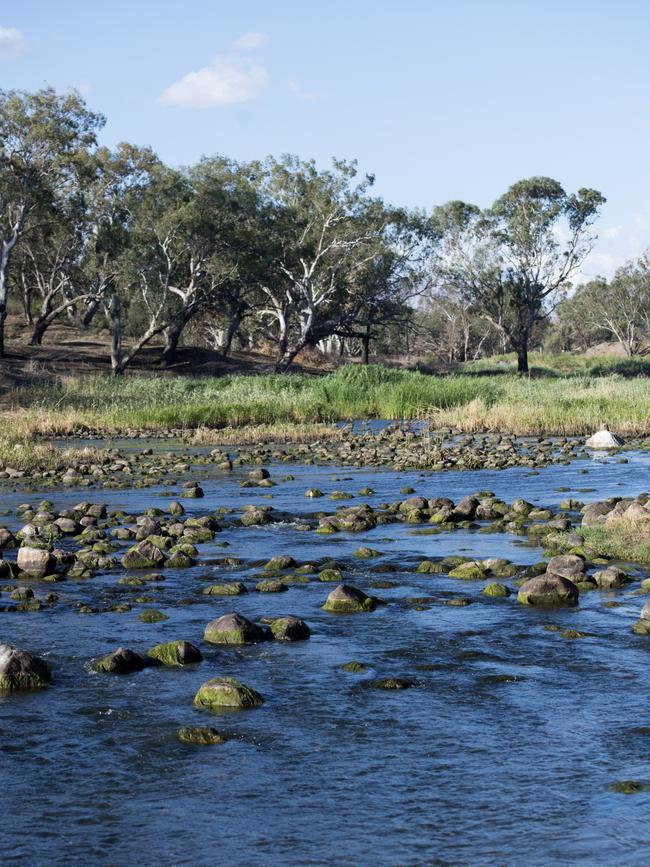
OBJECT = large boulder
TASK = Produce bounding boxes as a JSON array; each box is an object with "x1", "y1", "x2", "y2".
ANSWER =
[
  {"x1": 193, "y1": 676, "x2": 264, "y2": 710},
  {"x1": 517, "y1": 574, "x2": 579, "y2": 607},
  {"x1": 203, "y1": 612, "x2": 266, "y2": 645},
  {"x1": 323, "y1": 584, "x2": 376, "y2": 613},
  {"x1": 17, "y1": 546, "x2": 55, "y2": 577},
  {"x1": 0, "y1": 644, "x2": 51, "y2": 691},
  {"x1": 585, "y1": 429, "x2": 625, "y2": 449}
]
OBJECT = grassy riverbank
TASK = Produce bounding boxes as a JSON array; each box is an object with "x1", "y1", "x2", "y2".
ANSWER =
[{"x1": 2, "y1": 359, "x2": 650, "y2": 439}]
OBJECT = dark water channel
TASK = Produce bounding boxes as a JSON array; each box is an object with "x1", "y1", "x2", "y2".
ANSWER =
[{"x1": 2, "y1": 445, "x2": 650, "y2": 866}]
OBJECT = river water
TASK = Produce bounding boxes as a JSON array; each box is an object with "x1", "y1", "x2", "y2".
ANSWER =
[{"x1": 1, "y1": 445, "x2": 650, "y2": 866}]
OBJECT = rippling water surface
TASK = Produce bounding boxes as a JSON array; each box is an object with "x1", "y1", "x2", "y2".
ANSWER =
[{"x1": 2, "y1": 445, "x2": 650, "y2": 866}]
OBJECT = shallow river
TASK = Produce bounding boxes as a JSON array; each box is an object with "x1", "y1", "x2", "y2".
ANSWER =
[{"x1": 2, "y1": 446, "x2": 650, "y2": 866}]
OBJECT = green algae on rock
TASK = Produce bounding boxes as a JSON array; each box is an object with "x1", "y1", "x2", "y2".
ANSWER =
[
  {"x1": 323, "y1": 583, "x2": 377, "y2": 613},
  {"x1": 203, "y1": 612, "x2": 267, "y2": 645},
  {"x1": 269, "y1": 616, "x2": 310, "y2": 641},
  {"x1": 0, "y1": 644, "x2": 51, "y2": 691},
  {"x1": 147, "y1": 640, "x2": 203, "y2": 666},
  {"x1": 177, "y1": 726, "x2": 225, "y2": 745},
  {"x1": 94, "y1": 647, "x2": 147, "y2": 674},
  {"x1": 193, "y1": 676, "x2": 264, "y2": 710},
  {"x1": 482, "y1": 582, "x2": 511, "y2": 597},
  {"x1": 138, "y1": 608, "x2": 168, "y2": 623}
]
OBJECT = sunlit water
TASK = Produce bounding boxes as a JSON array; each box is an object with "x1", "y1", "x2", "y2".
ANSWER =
[{"x1": 1, "y1": 446, "x2": 650, "y2": 866}]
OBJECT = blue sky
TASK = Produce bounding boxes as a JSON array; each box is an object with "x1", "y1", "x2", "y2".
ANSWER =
[{"x1": 2, "y1": 0, "x2": 649, "y2": 279}]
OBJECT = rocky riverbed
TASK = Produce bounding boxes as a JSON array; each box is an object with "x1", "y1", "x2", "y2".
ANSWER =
[{"x1": 2, "y1": 436, "x2": 650, "y2": 865}]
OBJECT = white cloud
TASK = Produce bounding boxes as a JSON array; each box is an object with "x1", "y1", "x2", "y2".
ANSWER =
[
  {"x1": 232, "y1": 32, "x2": 270, "y2": 51},
  {"x1": 0, "y1": 26, "x2": 26, "y2": 59},
  {"x1": 160, "y1": 56, "x2": 269, "y2": 108}
]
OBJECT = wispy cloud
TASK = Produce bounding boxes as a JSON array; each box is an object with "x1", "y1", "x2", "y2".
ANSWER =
[
  {"x1": 287, "y1": 77, "x2": 322, "y2": 102},
  {"x1": 232, "y1": 31, "x2": 270, "y2": 51},
  {"x1": 159, "y1": 34, "x2": 271, "y2": 108},
  {"x1": 0, "y1": 26, "x2": 26, "y2": 59}
]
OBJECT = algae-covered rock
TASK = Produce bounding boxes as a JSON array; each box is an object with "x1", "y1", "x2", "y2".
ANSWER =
[
  {"x1": 263, "y1": 555, "x2": 296, "y2": 572},
  {"x1": 319, "y1": 568, "x2": 343, "y2": 582},
  {"x1": 483, "y1": 582, "x2": 511, "y2": 597},
  {"x1": 203, "y1": 612, "x2": 266, "y2": 645},
  {"x1": 269, "y1": 616, "x2": 310, "y2": 641},
  {"x1": 0, "y1": 644, "x2": 51, "y2": 691},
  {"x1": 593, "y1": 567, "x2": 630, "y2": 589},
  {"x1": 240, "y1": 508, "x2": 271, "y2": 527},
  {"x1": 323, "y1": 584, "x2": 376, "y2": 613},
  {"x1": 147, "y1": 640, "x2": 202, "y2": 666},
  {"x1": 370, "y1": 677, "x2": 415, "y2": 690},
  {"x1": 121, "y1": 540, "x2": 167, "y2": 569},
  {"x1": 202, "y1": 582, "x2": 248, "y2": 596},
  {"x1": 517, "y1": 574, "x2": 579, "y2": 607},
  {"x1": 341, "y1": 661, "x2": 368, "y2": 673},
  {"x1": 193, "y1": 676, "x2": 264, "y2": 710},
  {"x1": 354, "y1": 547, "x2": 382, "y2": 559},
  {"x1": 94, "y1": 647, "x2": 147, "y2": 674},
  {"x1": 255, "y1": 579, "x2": 288, "y2": 593},
  {"x1": 138, "y1": 608, "x2": 168, "y2": 623},
  {"x1": 416, "y1": 560, "x2": 444, "y2": 574},
  {"x1": 177, "y1": 726, "x2": 225, "y2": 745},
  {"x1": 448, "y1": 561, "x2": 486, "y2": 580}
]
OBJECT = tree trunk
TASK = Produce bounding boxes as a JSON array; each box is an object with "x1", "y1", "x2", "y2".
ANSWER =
[
  {"x1": 30, "y1": 317, "x2": 49, "y2": 345},
  {"x1": 110, "y1": 293, "x2": 123, "y2": 375},
  {"x1": 81, "y1": 296, "x2": 101, "y2": 327},
  {"x1": 361, "y1": 330, "x2": 370, "y2": 365},
  {"x1": 516, "y1": 343, "x2": 529, "y2": 373},
  {"x1": 274, "y1": 339, "x2": 305, "y2": 372},
  {"x1": 161, "y1": 310, "x2": 193, "y2": 367},
  {"x1": 216, "y1": 310, "x2": 242, "y2": 359}
]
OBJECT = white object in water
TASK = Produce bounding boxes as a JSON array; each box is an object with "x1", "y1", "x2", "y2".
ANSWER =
[{"x1": 585, "y1": 429, "x2": 625, "y2": 449}]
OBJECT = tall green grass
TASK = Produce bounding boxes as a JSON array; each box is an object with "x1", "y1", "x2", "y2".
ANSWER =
[{"x1": 5, "y1": 362, "x2": 650, "y2": 436}]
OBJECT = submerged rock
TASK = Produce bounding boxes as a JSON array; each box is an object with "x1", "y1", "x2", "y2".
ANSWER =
[
  {"x1": 177, "y1": 726, "x2": 225, "y2": 746},
  {"x1": 517, "y1": 574, "x2": 579, "y2": 607},
  {"x1": 323, "y1": 584, "x2": 376, "y2": 613},
  {"x1": 193, "y1": 676, "x2": 264, "y2": 710},
  {"x1": 0, "y1": 644, "x2": 51, "y2": 691}
]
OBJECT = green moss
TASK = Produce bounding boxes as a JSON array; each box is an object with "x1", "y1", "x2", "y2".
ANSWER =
[
  {"x1": 147, "y1": 640, "x2": 202, "y2": 666},
  {"x1": 341, "y1": 661, "x2": 368, "y2": 673},
  {"x1": 138, "y1": 608, "x2": 168, "y2": 623},
  {"x1": 193, "y1": 677, "x2": 264, "y2": 710},
  {"x1": 483, "y1": 582, "x2": 511, "y2": 597},
  {"x1": 609, "y1": 780, "x2": 648, "y2": 794},
  {"x1": 416, "y1": 560, "x2": 444, "y2": 574},
  {"x1": 201, "y1": 582, "x2": 247, "y2": 596},
  {"x1": 448, "y1": 563, "x2": 486, "y2": 580},
  {"x1": 319, "y1": 568, "x2": 343, "y2": 582},
  {"x1": 177, "y1": 726, "x2": 225, "y2": 746}
]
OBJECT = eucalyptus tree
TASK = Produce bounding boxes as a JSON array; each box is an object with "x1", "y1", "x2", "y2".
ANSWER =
[
  {"x1": 0, "y1": 87, "x2": 103, "y2": 355},
  {"x1": 562, "y1": 257, "x2": 650, "y2": 355},
  {"x1": 432, "y1": 178, "x2": 605, "y2": 372},
  {"x1": 256, "y1": 156, "x2": 423, "y2": 371},
  {"x1": 183, "y1": 157, "x2": 269, "y2": 361}
]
